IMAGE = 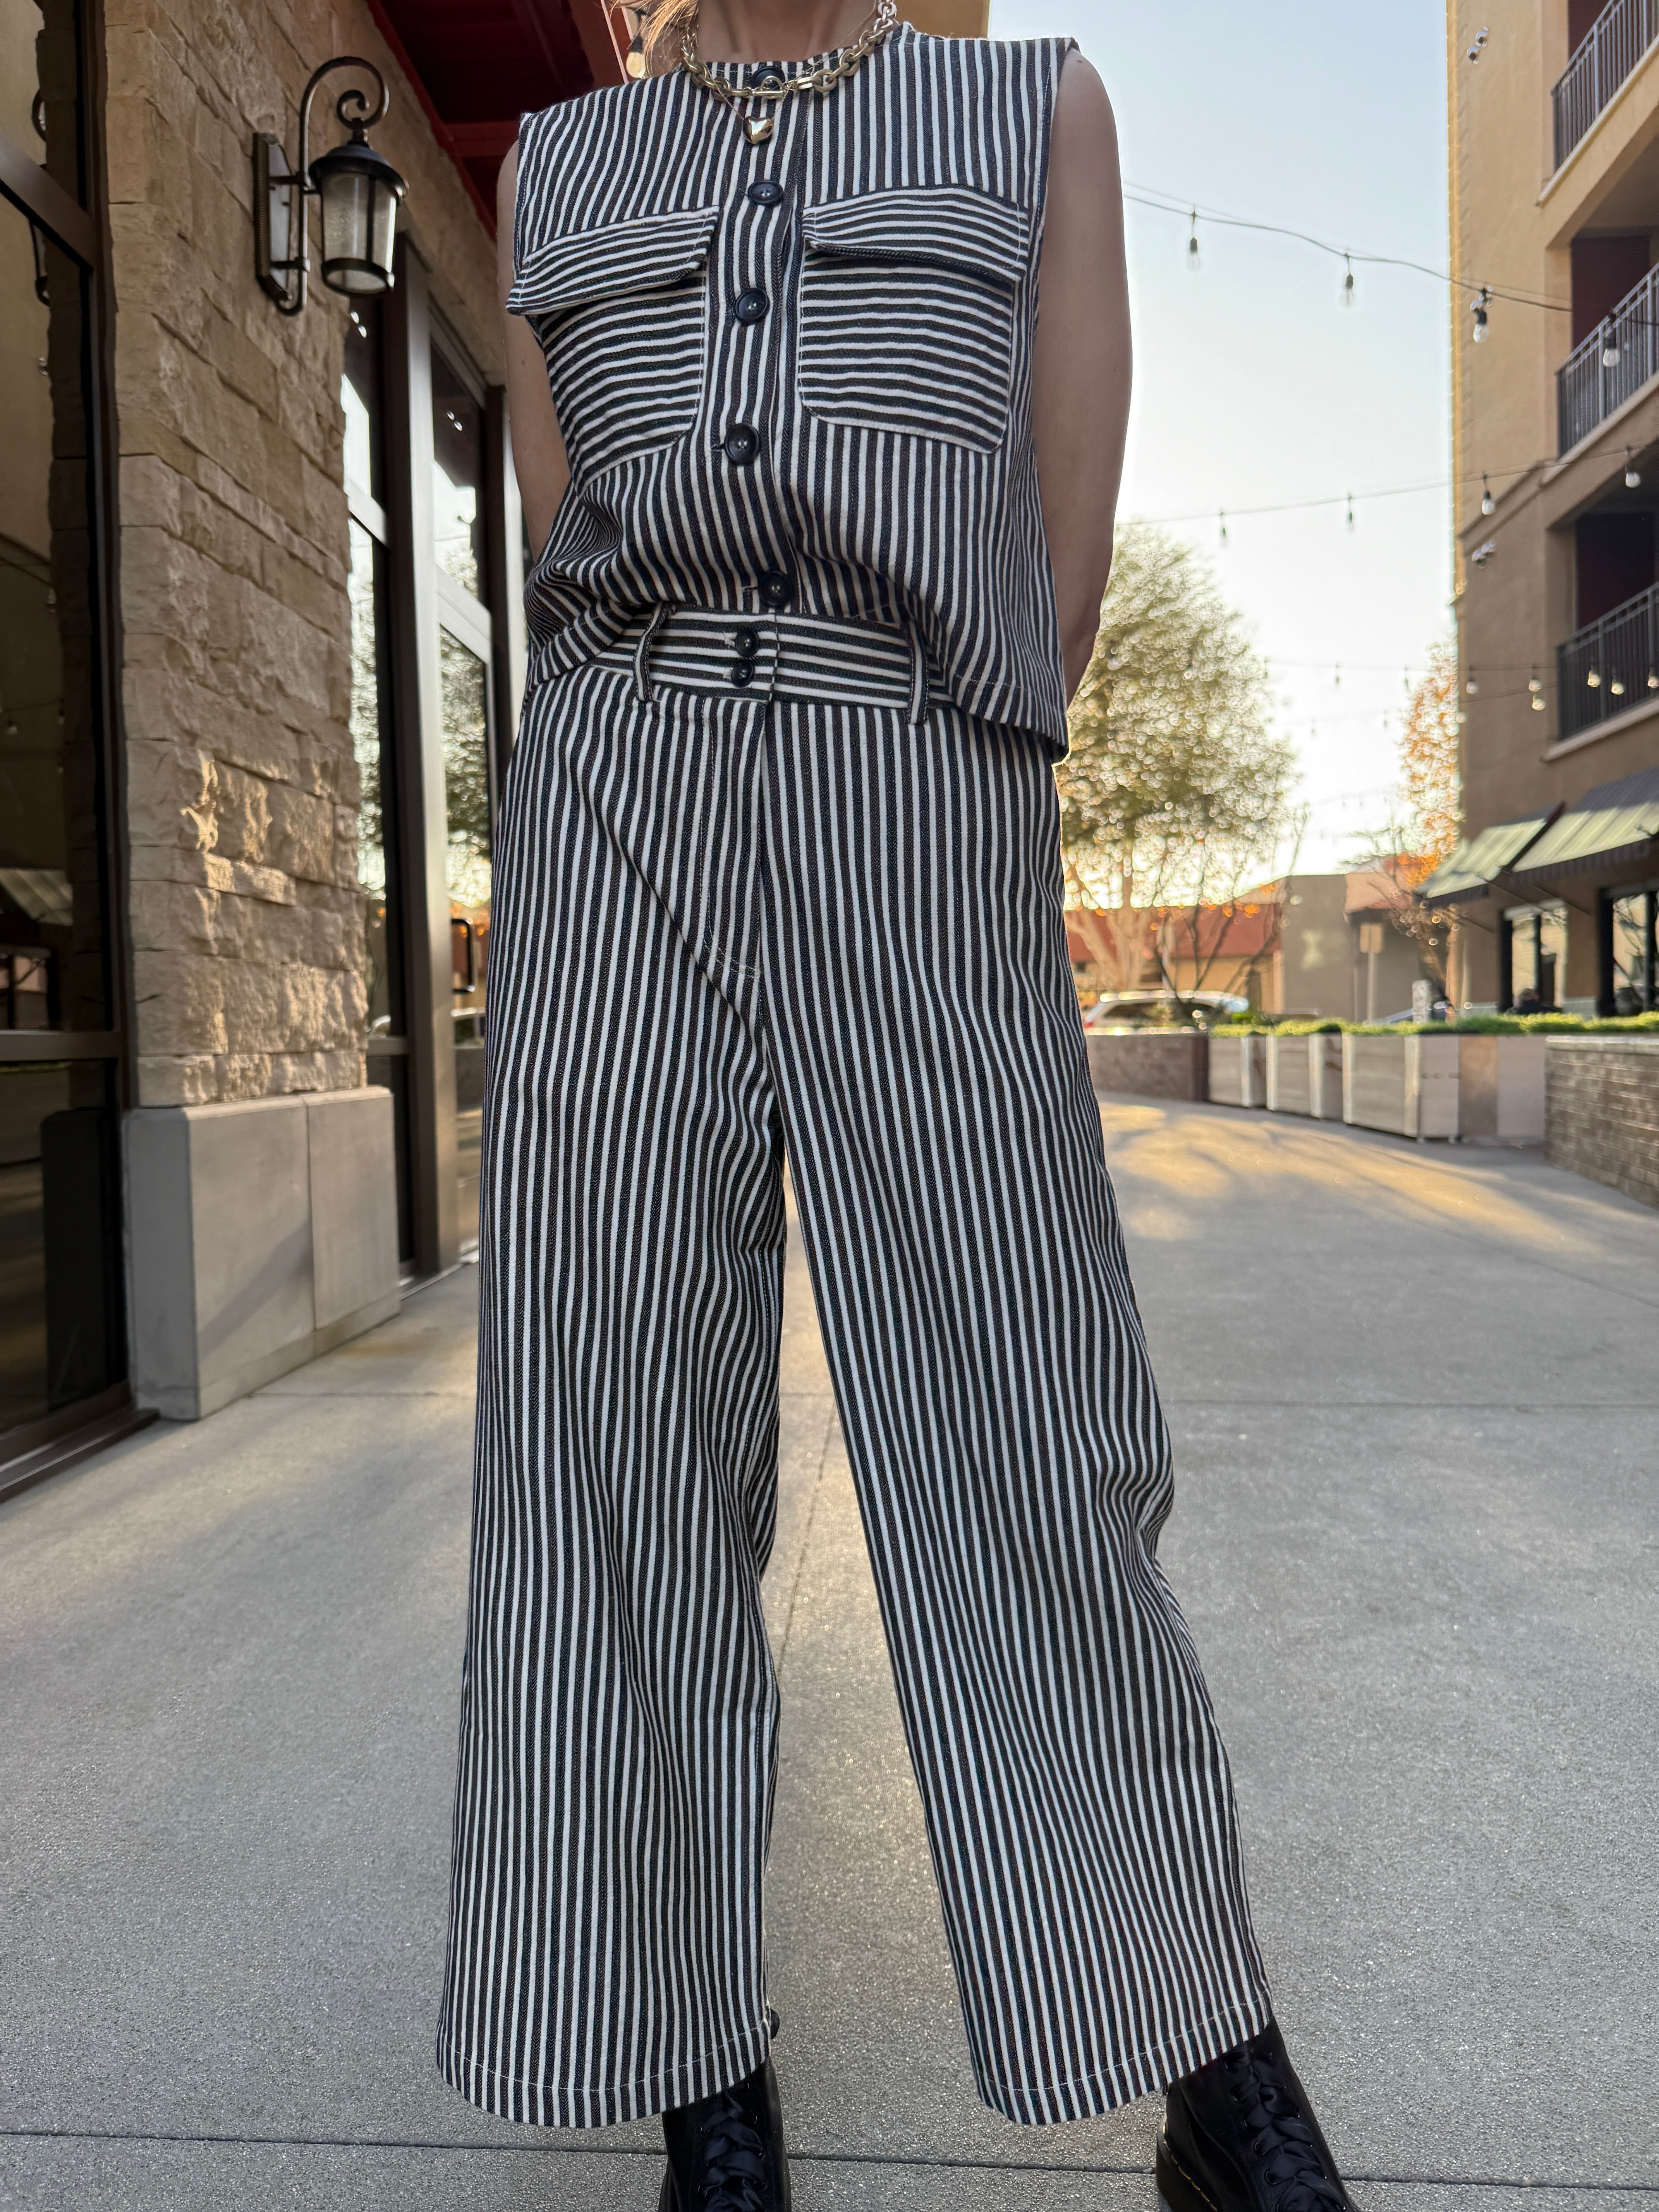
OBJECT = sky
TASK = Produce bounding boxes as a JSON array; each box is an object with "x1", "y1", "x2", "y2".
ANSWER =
[{"x1": 987, "y1": 0, "x2": 1455, "y2": 874}]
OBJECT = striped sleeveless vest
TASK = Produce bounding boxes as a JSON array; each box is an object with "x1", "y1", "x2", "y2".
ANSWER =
[{"x1": 508, "y1": 25, "x2": 1075, "y2": 752}]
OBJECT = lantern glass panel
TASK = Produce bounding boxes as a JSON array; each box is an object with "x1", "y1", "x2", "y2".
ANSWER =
[{"x1": 319, "y1": 169, "x2": 379, "y2": 289}]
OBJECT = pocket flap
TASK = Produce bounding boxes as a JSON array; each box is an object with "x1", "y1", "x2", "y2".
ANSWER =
[
  {"x1": 801, "y1": 186, "x2": 1032, "y2": 292},
  {"x1": 510, "y1": 204, "x2": 721, "y2": 318}
]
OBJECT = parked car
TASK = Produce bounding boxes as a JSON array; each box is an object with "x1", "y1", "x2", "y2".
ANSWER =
[{"x1": 1080, "y1": 990, "x2": 1251, "y2": 1031}]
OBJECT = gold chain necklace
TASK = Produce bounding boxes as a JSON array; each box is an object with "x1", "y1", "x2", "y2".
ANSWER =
[{"x1": 680, "y1": 0, "x2": 898, "y2": 143}]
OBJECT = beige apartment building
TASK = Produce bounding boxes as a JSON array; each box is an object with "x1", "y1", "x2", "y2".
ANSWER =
[{"x1": 1436, "y1": 0, "x2": 1659, "y2": 1010}]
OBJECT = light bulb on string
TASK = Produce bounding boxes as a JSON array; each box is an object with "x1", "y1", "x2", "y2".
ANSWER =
[
  {"x1": 1471, "y1": 287, "x2": 1491, "y2": 343},
  {"x1": 1587, "y1": 667, "x2": 1602, "y2": 688},
  {"x1": 1342, "y1": 253, "x2": 1355, "y2": 309},
  {"x1": 1346, "y1": 493, "x2": 1356, "y2": 532},
  {"x1": 1480, "y1": 476, "x2": 1495, "y2": 516},
  {"x1": 1611, "y1": 674, "x2": 1627, "y2": 695},
  {"x1": 1604, "y1": 335, "x2": 1621, "y2": 369},
  {"x1": 1626, "y1": 448, "x2": 1643, "y2": 489},
  {"x1": 1465, "y1": 679, "x2": 1479, "y2": 696},
  {"x1": 1187, "y1": 211, "x2": 1200, "y2": 273},
  {"x1": 1648, "y1": 669, "x2": 1659, "y2": 691},
  {"x1": 1218, "y1": 510, "x2": 1229, "y2": 547}
]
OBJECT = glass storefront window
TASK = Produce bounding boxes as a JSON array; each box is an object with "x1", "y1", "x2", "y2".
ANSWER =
[
  {"x1": 1610, "y1": 889, "x2": 1657, "y2": 1013},
  {"x1": 3, "y1": 0, "x2": 83, "y2": 206},
  {"x1": 442, "y1": 632, "x2": 490, "y2": 1243},
  {"x1": 431, "y1": 345, "x2": 484, "y2": 597},
  {"x1": 1504, "y1": 902, "x2": 1568, "y2": 1011},
  {"x1": 0, "y1": 1061, "x2": 122, "y2": 1433},
  {"x1": 349, "y1": 519, "x2": 402, "y2": 1039},
  {"x1": 342, "y1": 300, "x2": 385, "y2": 501},
  {"x1": 0, "y1": 199, "x2": 109, "y2": 1034}
]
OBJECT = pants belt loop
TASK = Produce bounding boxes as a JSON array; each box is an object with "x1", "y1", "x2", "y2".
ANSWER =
[
  {"x1": 904, "y1": 617, "x2": 930, "y2": 727},
  {"x1": 634, "y1": 603, "x2": 670, "y2": 704}
]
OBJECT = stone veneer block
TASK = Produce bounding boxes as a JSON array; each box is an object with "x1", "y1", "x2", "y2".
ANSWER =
[
  {"x1": 126, "y1": 1089, "x2": 400, "y2": 1420},
  {"x1": 1546, "y1": 1037, "x2": 1659, "y2": 1209}
]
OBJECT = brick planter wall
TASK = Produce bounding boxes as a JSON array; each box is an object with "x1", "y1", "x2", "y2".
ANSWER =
[
  {"x1": 1546, "y1": 1038, "x2": 1659, "y2": 1209},
  {"x1": 1085, "y1": 1032, "x2": 1209, "y2": 1101}
]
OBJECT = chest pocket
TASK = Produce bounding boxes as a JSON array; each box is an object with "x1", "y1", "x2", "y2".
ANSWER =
[
  {"x1": 797, "y1": 186, "x2": 1032, "y2": 454},
  {"x1": 508, "y1": 206, "x2": 720, "y2": 481}
]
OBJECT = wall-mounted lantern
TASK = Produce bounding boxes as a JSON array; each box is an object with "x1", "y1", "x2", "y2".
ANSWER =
[{"x1": 255, "y1": 57, "x2": 407, "y2": 317}]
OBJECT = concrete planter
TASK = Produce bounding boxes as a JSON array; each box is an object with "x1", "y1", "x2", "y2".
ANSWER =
[
  {"x1": 1266, "y1": 1033, "x2": 1343, "y2": 1120},
  {"x1": 1084, "y1": 1031, "x2": 1208, "y2": 1102},
  {"x1": 1343, "y1": 1033, "x2": 1458, "y2": 1138},
  {"x1": 1341, "y1": 1033, "x2": 1544, "y2": 1143},
  {"x1": 1546, "y1": 1036, "x2": 1659, "y2": 1207},
  {"x1": 1456, "y1": 1036, "x2": 1547, "y2": 1144},
  {"x1": 1208, "y1": 1033, "x2": 1266, "y2": 1108},
  {"x1": 125, "y1": 1088, "x2": 401, "y2": 1420}
]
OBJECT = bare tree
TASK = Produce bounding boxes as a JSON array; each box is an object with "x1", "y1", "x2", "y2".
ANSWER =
[{"x1": 1058, "y1": 523, "x2": 1300, "y2": 1013}]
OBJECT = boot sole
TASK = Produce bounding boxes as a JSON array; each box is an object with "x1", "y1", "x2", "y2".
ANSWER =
[{"x1": 1157, "y1": 2136, "x2": 1224, "y2": 2212}]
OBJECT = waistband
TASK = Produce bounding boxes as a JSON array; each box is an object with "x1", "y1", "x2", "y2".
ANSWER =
[{"x1": 584, "y1": 606, "x2": 941, "y2": 725}]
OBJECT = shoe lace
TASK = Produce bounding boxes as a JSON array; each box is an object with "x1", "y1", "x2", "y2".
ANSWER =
[
  {"x1": 692, "y1": 2090, "x2": 771, "y2": 2212},
  {"x1": 1221, "y1": 2044, "x2": 1346, "y2": 2212}
]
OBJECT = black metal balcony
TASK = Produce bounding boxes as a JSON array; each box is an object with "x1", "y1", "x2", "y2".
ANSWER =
[
  {"x1": 1558, "y1": 263, "x2": 1659, "y2": 450},
  {"x1": 1558, "y1": 579, "x2": 1659, "y2": 739},
  {"x1": 1554, "y1": 0, "x2": 1659, "y2": 168}
]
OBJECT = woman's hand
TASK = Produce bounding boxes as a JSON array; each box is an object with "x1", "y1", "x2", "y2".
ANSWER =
[
  {"x1": 498, "y1": 143, "x2": 572, "y2": 563},
  {"x1": 1031, "y1": 55, "x2": 1132, "y2": 703}
]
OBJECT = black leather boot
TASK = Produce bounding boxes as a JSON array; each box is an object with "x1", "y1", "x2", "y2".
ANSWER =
[
  {"x1": 1158, "y1": 2021, "x2": 1358, "y2": 2212},
  {"x1": 659, "y1": 2057, "x2": 791, "y2": 2212}
]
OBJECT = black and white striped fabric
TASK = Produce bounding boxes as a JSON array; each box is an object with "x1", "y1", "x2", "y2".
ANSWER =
[
  {"x1": 505, "y1": 26, "x2": 1072, "y2": 751},
  {"x1": 437, "y1": 618, "x2": 1273, "y2": 2126}
]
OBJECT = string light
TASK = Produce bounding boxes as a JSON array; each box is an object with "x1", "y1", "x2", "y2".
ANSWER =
[
  {"x1": 1346, "y1": 492, "x2": 1356, "y2": 532},
  {"x1": 1465, "y1": 679, "x2": 1479, "y2": 695},
  {"x1": 1604, "y1": 335, "x2": 1622, "y2": 368},
  {"x1": 1481, "y1": 475, "x2": 1496, "y2": 515},
  {"x1": 1187, "y1": 210, "x2": 1200, "y2": 273},
  {"x1": 1530, "y1": 670, "x2": 1546, "y2": 712},
  {"x1": 1472, "y1": 287, "x2": 1492, "y2": 342},
  {"x1": 1342, "y1": 252, "x2": 1355, "y2": 308},
  {"x1": 1587, "y1": 667, "x2": 1603, "y2": 688},
  {"x1": 1627, "y1": 448, "x2": 1643, "y2": 489},
  {"x1": 1218, "y1": 510, "x2": 1229, "y2": 546},
  {"x1": 1649, "y1": 669, "x2": 1659, "y2": 690}
]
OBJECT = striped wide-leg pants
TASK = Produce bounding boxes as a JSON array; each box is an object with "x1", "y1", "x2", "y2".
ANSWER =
[{"x1": 437, "y1": 612, "x2": 1271, "y2": 2130}]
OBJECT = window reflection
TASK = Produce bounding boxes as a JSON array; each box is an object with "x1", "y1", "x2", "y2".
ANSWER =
[
  {"x1": 431, "y1": 346, "x2": 484, "y2": 596},
  {"x1": 0, "y1": 1060, "x2": 122, "y2": 1435},
  {"x1": 349, "y1": 519, "x2": 401, "y2": 1037},
  {"x1": 342, "y1": 300, "x2": 383, "y2": 500},
  {"x1": 1610, "y1": 889, "x2": 1656, "y2": 1013},
  {"x1": 3, "y1": 0, "x2": 83, "y2": 206},
  {"x1": 443, "y1": 632, "x2": 489, "y2": 1244},
  {"x1": 0, "y1": 199, "x2": 108, "y2": 1032},
  {"x1": 1504, "y1": 902, "x2": 1567, "y2": 1011}
]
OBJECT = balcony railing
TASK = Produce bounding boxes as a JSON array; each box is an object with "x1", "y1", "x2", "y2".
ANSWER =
[
  {"x1": 1558, "y1": 579, "x2": 1659, "y2": 739},
  {"x1": 1553, "y1": 0, "x2": 1659, "y2": 168},
  {"x1": 1558, "y1": 262, "x2": 1659, "y2": 450}
]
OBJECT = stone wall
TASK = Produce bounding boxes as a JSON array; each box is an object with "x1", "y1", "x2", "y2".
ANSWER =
[
  {"x1": 1085, "y1": 1031, "x2": 1209, "y2": 1103},
  {"x1": 1546, "y1": 1037, "x2": 1659, "y2": 1210},
  {"x1": 105, "y1": 0, "x2": 503, "y2": 1104}
]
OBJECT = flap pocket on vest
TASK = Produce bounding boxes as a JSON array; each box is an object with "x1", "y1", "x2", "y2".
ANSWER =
[
  {"x1": 510, "y1": 206, "x2": 720, "y2": 479},
  {"x1": 798, "y1": 187, "x2": 1031, "y2": 452}
]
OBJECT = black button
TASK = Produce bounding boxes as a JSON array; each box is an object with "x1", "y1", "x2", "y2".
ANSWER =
[
  {"x1": 746, "y1": 179, "x2": 784, "y2": 206},
  {"x1": 730, "y1": 659, "x2": 757, "y2": 688},
  {"x1": 754, "y1": 71, "x2": 784, "y2": 91},
  {"x1": 733, "y1": 626, "x2": 761, "y2": 655},
  {"x1": 723, "y1": 424, "x2": 759, "y2": 465},
  {"x1": 733, "y1": 288, "x2": 769, "y2": 325},
  {"x1": 758, "y1": 569, "x2": 792, "y2": 608}
]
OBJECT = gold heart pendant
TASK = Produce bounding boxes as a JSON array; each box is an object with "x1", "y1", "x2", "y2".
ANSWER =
[{"x1": 744, "y1": 115, "x2": 775, "y2": 143}]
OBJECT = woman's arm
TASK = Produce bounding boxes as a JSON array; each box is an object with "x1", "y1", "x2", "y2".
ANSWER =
[
  {"x1": 497, "y1": 142, "x2": 571, "y2": 561},
  {"x1": 1032, "y1": 54, "x2": 1132, "y2": 702}
]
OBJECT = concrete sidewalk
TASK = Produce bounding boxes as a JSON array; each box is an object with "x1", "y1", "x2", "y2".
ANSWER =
[{"x1": 2, "y1": 1101, "x2": 1656, "y2": 2211}]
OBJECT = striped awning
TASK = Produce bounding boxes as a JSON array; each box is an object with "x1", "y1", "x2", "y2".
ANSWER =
[
  {"x1": 1415, "y1": 813, "x2": 1556, "y2": 908},
  {"x1": 1508, "y1": 768, "x2": 1659, "y2": 881}
]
